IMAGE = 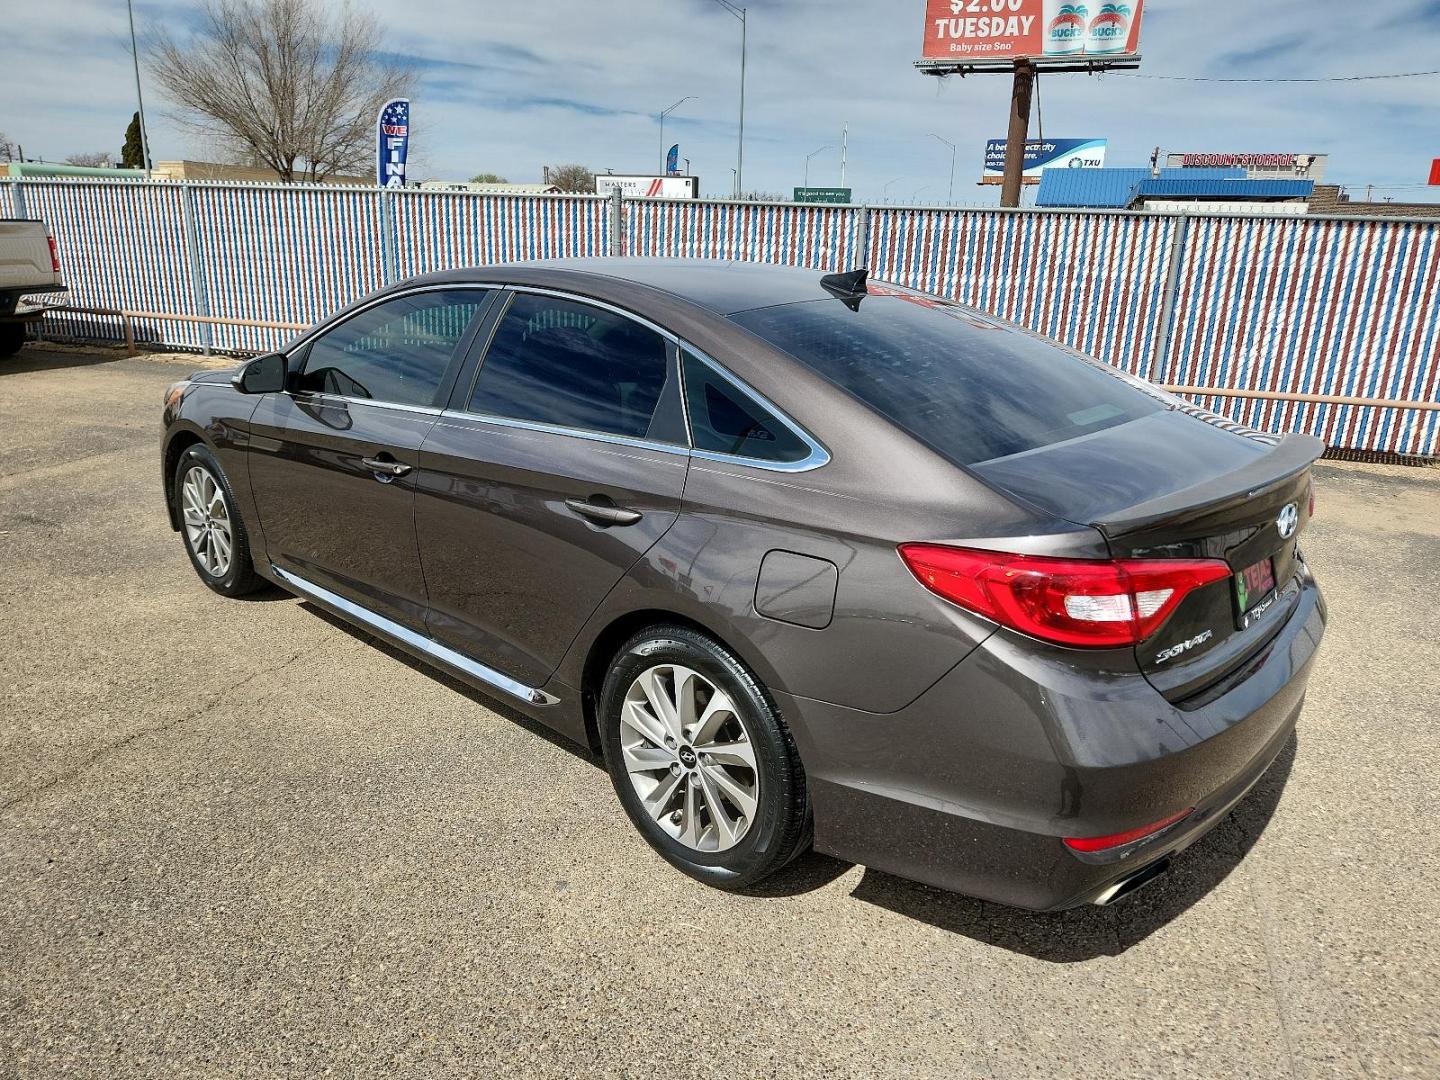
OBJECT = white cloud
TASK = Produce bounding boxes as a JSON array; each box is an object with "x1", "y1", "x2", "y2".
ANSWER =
[{"x1": 10, "y1": 0, "x2": 1440, "y2": 204}]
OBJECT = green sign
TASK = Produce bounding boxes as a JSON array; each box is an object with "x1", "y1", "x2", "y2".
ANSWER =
[{"x1": 793, "y1": 187, "x2": 852, "y2": 204}]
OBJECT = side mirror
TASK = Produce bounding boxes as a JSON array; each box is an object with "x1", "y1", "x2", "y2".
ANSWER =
[{"x1": 233, "y1": 352, "x2": 288, "y2": 394}]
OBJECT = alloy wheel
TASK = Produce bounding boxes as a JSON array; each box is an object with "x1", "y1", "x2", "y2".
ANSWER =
[
  {"x1": 181, "y1": 465, "x2": 233, "y2": 577},
  {"x1": 619, "y1": 663, "x2": 760, "y2": 852}
]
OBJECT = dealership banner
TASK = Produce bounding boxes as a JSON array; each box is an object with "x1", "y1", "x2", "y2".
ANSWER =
[
  {"x1": 982, "y1": 138, "x2": 1107, "y2": 184},
  {"x1": 666, "y1": 144, "x2": 680, "y2": 176},
  {"x1": 920, "y1": 0, "x2": 1144, "y2": 65},
  {"x1": 377, "y1": 98, "x2": 411, "y2": 188}
]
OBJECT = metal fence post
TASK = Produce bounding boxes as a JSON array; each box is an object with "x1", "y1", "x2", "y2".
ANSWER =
[
  {"x1": 609, "y1": 188, "x2": 624, "y2": 257},
  {"x1": 179, "y1": 183, "x2": 213, "y2": 356},
  {"x1": 1148, "y1": 211, "x2": 1190, "y2": 382},
  {"x1": 854, "y1": 204, "x2": 872, "y2": 269},
  {"x1": 11, "y1": 179, "x2": 28, "y2": 220},
  {"x1": 379, "y1": 189, "x2": 399, "y2": 284}
]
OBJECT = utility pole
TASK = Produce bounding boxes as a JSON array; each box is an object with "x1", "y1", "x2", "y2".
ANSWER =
[
  {"x1": 999, "y1": 60, "x2": 1034, "y2": 208},
  {"x1": 929, "y1": 133, "x2": 956, "y2": 205},
  {"x1": 711, "y1": 0, "x2": 747, "y2": 198},
  {"x1": 804, "y1": 145, "x2": 833, "y2": 191},
  {"x1": 659, "y1": 96, "x2": 696, "y2": 175},
  {"x1": 127, "y1": 0, "x2": 153, "y2": 177}
]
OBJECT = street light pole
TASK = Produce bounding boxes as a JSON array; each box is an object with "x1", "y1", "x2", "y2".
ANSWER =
[
  {"x1": 126, "y1": 0, "x2": 152, "y2": 177},
  {"x1": 659, "y1": 95, "x2": 697, "y2": 175},
  {"x1": 884, "y1": 177, "x2": 903, "y2": 203},
  {"x1": 711, "y1": 0, "x2": 747, "y2": 198},
  {"x1": 804, "y1": 145, "x2": 833, "y2": 190},
  {"x1": 929, "y1": 133, "x2": 956, "y2": 205}
]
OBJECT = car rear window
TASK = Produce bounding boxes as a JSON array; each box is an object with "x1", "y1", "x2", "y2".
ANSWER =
[{"x1": 730, "y1": 294, "x2": 1162, "y2": 466}]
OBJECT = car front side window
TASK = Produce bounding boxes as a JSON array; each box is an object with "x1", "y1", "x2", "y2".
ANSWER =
[{"x1": 296, "y1": 290, "x2": 488, "y2": 408}]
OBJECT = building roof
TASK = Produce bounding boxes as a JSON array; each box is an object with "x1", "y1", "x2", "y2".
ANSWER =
[{"x1": 1129, "y1": 178, "x2": 1314, "y2": 205}]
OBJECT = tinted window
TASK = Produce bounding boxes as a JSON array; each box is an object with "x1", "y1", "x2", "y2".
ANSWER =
[
  {"x1": 469, "y1": 293, "x2": 674, "y2": 440},
  {"x1": 297, "y1": 290, "x2": 485, "y2": 407},
  {"x1": 681, "y1": 352, "x2": 812, "y2": 463},
  {"x1": 730, "y1": 294, "x2": 1162, "y2": 465}
]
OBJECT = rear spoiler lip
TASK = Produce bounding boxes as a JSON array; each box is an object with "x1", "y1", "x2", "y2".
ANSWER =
[{"x1": 1092, "y1": 433, "x2": 1326, "y2": 539}]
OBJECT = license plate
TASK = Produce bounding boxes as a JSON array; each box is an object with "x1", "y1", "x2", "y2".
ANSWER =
[{"x1": 1234, "y1": 557, "x2": 1277, "y2": 627}]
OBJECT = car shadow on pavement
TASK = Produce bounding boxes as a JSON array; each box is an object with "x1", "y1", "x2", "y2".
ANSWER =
[
  {"x1": 845, "y1": 733, "x2": 1298, "y2": 962},
  {"x1": 299, "y1": 602, "x2": 605, "y2": 766},
  {"x1": 0, "y1": 346, "x2": 128, "y2": 374}
]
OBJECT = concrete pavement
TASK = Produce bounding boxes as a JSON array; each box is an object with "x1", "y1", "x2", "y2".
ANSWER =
[{"x1": 1, "y1": 345, "x2": 1436, "y2": 1079}]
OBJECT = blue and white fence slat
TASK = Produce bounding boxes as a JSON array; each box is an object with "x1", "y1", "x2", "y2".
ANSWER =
[{"x1": 2, "y1": 177, "x2": 1436, "y2": 456}]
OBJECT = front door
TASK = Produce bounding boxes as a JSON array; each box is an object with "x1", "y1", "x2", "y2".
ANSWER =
[
  {"x1": 416, "y1": 290, "x2": 690, "y2": 687},
  {"x1": 247, "y1": 288, "x2": 493, "y2": 630}
]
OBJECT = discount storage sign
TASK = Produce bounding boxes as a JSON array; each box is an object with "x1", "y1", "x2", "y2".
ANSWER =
[{"x1": 920, "y1": 0, "x2": 1144, "y2": 64}]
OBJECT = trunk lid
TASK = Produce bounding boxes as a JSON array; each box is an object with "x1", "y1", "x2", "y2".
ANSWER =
[{"x1": 972, "y1": 411, "x2": 1322, "y2": 702}]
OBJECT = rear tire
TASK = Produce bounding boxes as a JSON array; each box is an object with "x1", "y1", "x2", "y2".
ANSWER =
[
  {"x1": 173, "y1": 443, "x2": 265, "y2": 597},
  {"x1": 599, "y1": 625, "x2": 810, "y2": 889},
  {"x1": 0, "y1": 322, "x2": 25, "y2": 358}
]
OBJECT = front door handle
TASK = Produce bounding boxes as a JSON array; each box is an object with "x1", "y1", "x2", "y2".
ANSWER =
[
  {"x1": 361, "y1": 455, "x2": 413, "y2": 479},
  {"x1": 564, "y1": 498, "x2": 642, "y2": 527}
]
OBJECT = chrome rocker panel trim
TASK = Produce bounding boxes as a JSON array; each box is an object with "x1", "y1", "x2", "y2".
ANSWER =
[{"x1": 271, "y1": 565, "x2": 561, "y2": 707}]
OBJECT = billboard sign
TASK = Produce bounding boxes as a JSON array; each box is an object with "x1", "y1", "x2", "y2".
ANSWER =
[
  {"x1": 595, "y1": 174, "x2": 699, "y2": 199},
  {"x1": 376, "y1": 98, "x2": 411, "y2": 188},
  {"x1": 794, "y1": 187, "x2": 853, "y2": 204},
  {"x1": 982, "y1": 138, "x2": 1107, "y2": 184},
  {"x1": 919, "y1": 1, "x2": 1144, "y2": 67}
]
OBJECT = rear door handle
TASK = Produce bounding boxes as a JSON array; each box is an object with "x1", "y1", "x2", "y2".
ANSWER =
[
  {"x1": 362, "y1": 455, "x2": 413, "y2": 479},
  {"x1": 565, "y1": 498, "x2": 642, "y2": 527}
]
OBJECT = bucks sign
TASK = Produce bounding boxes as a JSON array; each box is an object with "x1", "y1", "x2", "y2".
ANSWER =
[{"x1": 377, "y1": 99, "x2": 411, "y2": 188}]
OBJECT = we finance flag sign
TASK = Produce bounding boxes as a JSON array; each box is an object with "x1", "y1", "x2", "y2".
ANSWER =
[{"x1": 377, "y1": 99, "x2": 411, "y2": 188}]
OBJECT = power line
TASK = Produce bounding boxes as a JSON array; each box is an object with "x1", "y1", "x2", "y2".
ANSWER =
[{"x1": 1110, "y1": 68, "x2": 1440, "y2": 83}]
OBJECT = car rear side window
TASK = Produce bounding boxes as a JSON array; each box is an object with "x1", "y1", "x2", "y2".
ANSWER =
[
  {"x1": 680, "y1": 352, "x2": 812, "y2": 464},
  {"x1": 468, "y1": 293, "x2": 676, "y2": 441},
  {"x1": 297, "y1": 290, "x2": 486, "y2": 407},
  {"x1": 730, "y1": 294, "x2": 1162, "y2": 465}
]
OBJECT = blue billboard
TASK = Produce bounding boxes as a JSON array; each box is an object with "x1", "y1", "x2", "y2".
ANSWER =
[{"x1": 982, "y1": 138, "x2": 1107, "y2": 185}]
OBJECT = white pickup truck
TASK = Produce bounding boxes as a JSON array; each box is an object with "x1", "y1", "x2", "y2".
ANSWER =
[{"x1": 0, "y1": 219, "x2": 67, "y2": 356}]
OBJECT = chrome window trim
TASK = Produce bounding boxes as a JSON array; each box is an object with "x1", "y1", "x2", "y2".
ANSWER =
[
  {"x1": 486, "y1": 284, "x2": 831, "y2": 474},
  {"x1": 436, "y1": 408, "x2": 690, "y2": 457},
  {"x1": 282, "y1": 282, "x2": 500, "y2": 358},
  {"x1": 285, "y1": 390, "x2": 443, "y2": 416},
  {"x1": 676, "y1": 346, "x2": 832, "y2": 474},
  {"x1": 271, "y1": 565, "x2": 560, "y2": 707}
]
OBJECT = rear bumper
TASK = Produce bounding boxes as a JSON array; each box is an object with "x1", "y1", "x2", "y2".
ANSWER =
[{"x1": 776, "y1": 568, "x2": 1325, "y2": 911}]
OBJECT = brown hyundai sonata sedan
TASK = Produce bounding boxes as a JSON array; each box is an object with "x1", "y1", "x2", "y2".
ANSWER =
[{"x1": 160, "y1": 259, "x2": 1325, "y2": 910}]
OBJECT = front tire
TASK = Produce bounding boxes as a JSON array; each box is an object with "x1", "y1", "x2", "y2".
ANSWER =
[
  {"x1": 0, "y1": 322, "x2": 25, "y2": 358},
  {"x1": 173, "y1": 443, "x2": 264, "y2": 597},
  {"x1": 599, "y1": 625, "x2": 810, "y2": 889}
]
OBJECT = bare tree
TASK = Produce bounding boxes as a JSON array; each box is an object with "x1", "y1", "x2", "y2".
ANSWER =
[
  {"x1": 547, "y1": 163, "x2": 594, "y2": 193},
  {"x1": 0, "y1": 133, "x2": 15, "y2": 163},
  {"x1": 65, "y1": 152, "x2": 114, "y2": 167},
  {"x1": 150, "y1": 0, "x2": 415, "y2": 182}
]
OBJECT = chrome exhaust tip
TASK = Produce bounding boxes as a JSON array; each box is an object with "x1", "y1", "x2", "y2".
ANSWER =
[{"x1": 1092, "y1": 857, "x2": 1171, "y2": 906}]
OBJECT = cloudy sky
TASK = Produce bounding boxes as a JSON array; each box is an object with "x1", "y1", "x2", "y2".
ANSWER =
[{"x1": 12, "y1": 0, "x2": 1440, "y2": 204}]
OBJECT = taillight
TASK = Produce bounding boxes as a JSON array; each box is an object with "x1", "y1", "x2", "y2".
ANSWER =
[
  {"x1": 47, "y1": 235, "x2": 60, "y2": 274},
  {"x1": 897, "y1": 544, "x2": 1231, "y2": 648},
  {"x1": 1063, "y1": 808, "x2": 1194, "y2": 853}
]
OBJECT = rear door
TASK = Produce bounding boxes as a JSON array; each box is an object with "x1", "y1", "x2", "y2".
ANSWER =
[
  {"x1": 415, "y1": 289, "x2": 689, "y2": 687},
  {"x1": 247, "y1": 287, "x2": 493, "y2": 630}
]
